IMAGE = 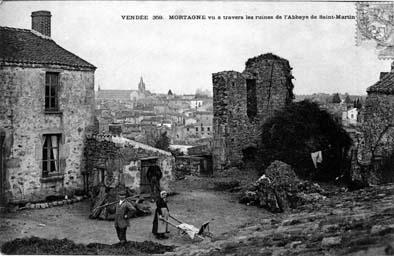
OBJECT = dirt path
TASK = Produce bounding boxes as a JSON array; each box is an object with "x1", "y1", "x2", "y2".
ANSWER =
[{"x1": 0, "y1": 188, "x2": 272, "y2": 247}]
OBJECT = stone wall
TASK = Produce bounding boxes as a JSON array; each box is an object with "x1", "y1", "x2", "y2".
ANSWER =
[
  {"x1": 212, "y1": 54, "x2": 294, "y2": 171},
  {"x1": 361, "y1": 93, "x2": 394, "y2": 161},
  {"x1": 174, "y1": 156, "x2": 202, "y2": 180},
  {"x1": 350, "y1": 65, "x2": 394, "y2": 185},
  {"x1": 84, "y1": 134, "x2": 174, "y2": 193},
  {"x1": 0, "y1": 66, "x2": 95, "y2": 203},
  {"x1": 352, "y1": 92, "x2": 394, "y2": 185}
]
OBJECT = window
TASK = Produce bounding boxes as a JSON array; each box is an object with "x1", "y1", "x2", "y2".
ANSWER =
[
  {"x1": 42, "y1": 134, "x2": 61, "y2": 177},
  {"x1": 196, "y1": 127, "x2": 198, "y2": 132},
  {"x1": 201, "y1": 127, "x2": 204, "y2": 131},
  {"x1": 246, "y1": 79, "x2": 257, "y2": 119},
  {"x1": 207, "y1": 127, "x2": 210, "y2": 132},
  {"x1": 187, "y1": 128, "x2": 189, "y2": 132},
  {"x1": 45, "y1": 72, "x2": 59, "y2": 111}
]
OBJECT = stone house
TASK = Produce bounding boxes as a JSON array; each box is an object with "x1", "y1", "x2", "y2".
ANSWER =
[
  {"x1": 344, "y1": 108, "x2": 358, "y2": 126},
  {"x1": 353, "y1": 63, "x2": 394, "y2": 184},
  {"x1": 0, "y1": 11, "x2": 96, "y2": 204},
  {"x1": 190, "y1": 99, "x2": 204, "y2": 109},
  {"x1": 154, "y1": 104, "x2": 169, "y2": 114},
  {"x1": 196, "y1": 111, "x2": 213, "y2": 126},
  {"x1": 185, "y1": 117, "x2": 198, "y2": 126},
  {"x1": 84, "y1": 134, "x2": 174, "y2": 194},
  {"x1": 212, "y1": 53, "x2": 294, "y2": 171}
]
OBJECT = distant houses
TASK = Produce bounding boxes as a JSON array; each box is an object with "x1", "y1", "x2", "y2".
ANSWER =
[{"x1": 95, "y1": 82, "x2": 214, "y2": 147}]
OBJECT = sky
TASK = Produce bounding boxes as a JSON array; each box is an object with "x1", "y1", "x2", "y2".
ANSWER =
[{"x1": 0, "y1": 1, "x2": 391, "y2": 95}]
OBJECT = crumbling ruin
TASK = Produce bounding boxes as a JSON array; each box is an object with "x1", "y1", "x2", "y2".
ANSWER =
[{"x1": 212, "y1": 53, "x2": 294, "y2": 171}]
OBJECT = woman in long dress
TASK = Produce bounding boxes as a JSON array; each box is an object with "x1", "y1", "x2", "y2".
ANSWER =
[{"x1": 152, "y1": 191, "x2": 169, "y2": 239}]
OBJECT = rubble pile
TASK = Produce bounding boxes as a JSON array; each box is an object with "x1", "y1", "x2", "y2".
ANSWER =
[
  {"x1": 89, "y1": 185, "x2": 151, "y2": 220},
  {"x1": 239, "y1": 160, "x2": 326, "y2": 212}
]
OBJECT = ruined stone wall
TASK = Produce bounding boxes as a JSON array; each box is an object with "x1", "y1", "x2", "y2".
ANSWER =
[
  {"x1": 212, "y1": 54, "x2": 294, "y2": 171},
  {"x1": 84, "y1": 135, "x2": 174, "y2": 193},
  {"x1": 0, "y1": 66, "x2": 95, "y2": 203},
  {"x1": 174, "y1": 156, "x2": 201, "y2": 179}
]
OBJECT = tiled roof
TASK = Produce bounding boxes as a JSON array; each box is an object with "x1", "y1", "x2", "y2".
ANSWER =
[
  {"x1": 0, "y1": 26, "x2": 96, "y2": 70},
  {"x1": 367, "y1": 72, "x2": 394, "y2": 94}
]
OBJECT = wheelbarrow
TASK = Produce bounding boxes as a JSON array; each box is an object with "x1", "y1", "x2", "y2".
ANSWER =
[{"x1": 159, "y1": 215, "x2": 212, "y2": 240}]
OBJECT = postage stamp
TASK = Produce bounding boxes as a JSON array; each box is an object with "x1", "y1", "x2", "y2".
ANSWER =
[{"x1": 356, "y1": 2, "x2": 394, "y2": 59}]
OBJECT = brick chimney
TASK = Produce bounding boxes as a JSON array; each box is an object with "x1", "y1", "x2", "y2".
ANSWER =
[{"x1": 31, "y1": 11, "x2": 51, "y2": 37}]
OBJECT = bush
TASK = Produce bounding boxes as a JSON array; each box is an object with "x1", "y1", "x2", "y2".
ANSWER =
[{"x1": 260, "y1": 100, "x2": 352, "y2": 181}]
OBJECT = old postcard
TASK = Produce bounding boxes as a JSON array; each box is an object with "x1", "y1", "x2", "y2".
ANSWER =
[{"x1": 1, "y1": 1, "x2": 394, "y2": 255}]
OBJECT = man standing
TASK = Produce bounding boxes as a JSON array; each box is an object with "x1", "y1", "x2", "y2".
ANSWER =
[
  {"x1": 146, "y1": 165, "x2": 162, "y2": 201},
  {"x1": 114, "y1": 190, "x2": 134, "y2": 243}
]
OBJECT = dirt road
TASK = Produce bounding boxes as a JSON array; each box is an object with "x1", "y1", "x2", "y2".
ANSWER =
[{"x1": 0, "y1": 186, "x2": 271, "y2": 247}]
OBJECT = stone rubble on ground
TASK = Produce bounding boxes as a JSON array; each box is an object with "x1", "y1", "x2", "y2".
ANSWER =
[
  {"x1": 239, "y1": 161, "x2": 326, "y2": 213},
  {"x1": 15, "y1": 195, "x2": 87, "y2": 211},
  {"x1": 164, "y1": 183, "x2": 394, "y2": 256}
]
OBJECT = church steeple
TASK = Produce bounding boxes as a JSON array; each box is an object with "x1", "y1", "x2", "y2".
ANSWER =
[{"x1": 138, "y1": 76, "x2": 145, "y2": 92}]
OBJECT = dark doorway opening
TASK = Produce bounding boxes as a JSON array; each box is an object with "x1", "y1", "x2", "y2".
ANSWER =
[
  {"x1": 140, "y1": 157, "x2": 159, "y2": 194},
  {"x1": 242, "y1": 146, "x2": 257, "y2": 161},
  {"x1": 242, "y1": 146, "x2": 258, "y2": 169},
  {"x1": 199, "y1": 155, "x2": 213, "y2": 176},
  {"x1": 380, "y1": 152, "x2": 394, "y2": 183}
]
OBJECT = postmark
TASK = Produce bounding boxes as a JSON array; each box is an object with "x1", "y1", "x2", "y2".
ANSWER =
[{"x1": 356, "y1": 2, "x2": 394, "y2": 59}]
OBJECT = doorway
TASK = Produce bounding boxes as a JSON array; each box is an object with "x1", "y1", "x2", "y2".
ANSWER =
[
  {"x1": 199, "y1": 156, "x2": 213, "y2": 176},
  {"x1": 140, "y1": 157, "x2": 159, "y2": 194}
]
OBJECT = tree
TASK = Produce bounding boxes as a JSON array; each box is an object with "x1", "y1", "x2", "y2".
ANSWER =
[
  {"x1": 354, "y1": 98, "x2": 362, "y2": 109},
  {"x1": 344, "y1": 93, "x2": 352, "y2": 104},
  {"x1": 154, "y1": 131, "x2": 170, "y2": 151},
  {"x1": 260, "y1": 100, "x2": 352, "y2": 181},
  {"x1": 168, "y1": 89, "x2": 173, "y2": 96},
  {"x1": 331, "y1": 93, "x2": 341, "y2": 103}
]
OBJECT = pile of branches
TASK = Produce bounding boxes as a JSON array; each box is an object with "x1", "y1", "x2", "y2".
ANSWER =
[
  {"x1": 1, "y1": 237, "x2": 175, "y2": 255},
  {"x1": 89, "y1": 185, "x2": 151, "y2": 220},
  {"x1": 239, "y1": 161, "x2": 326, "y2": 213}
]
